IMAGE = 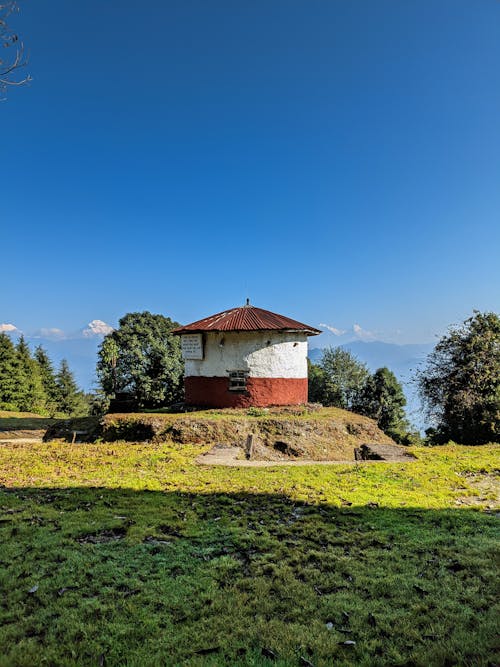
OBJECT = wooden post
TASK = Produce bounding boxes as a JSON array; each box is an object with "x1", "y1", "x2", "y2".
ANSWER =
[{"x1": 245, "y1": 434, "x2": 254, "y2": 460}]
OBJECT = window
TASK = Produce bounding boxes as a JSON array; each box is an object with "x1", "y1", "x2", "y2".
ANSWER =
[{"x1": 228, "y1": 370, "x2": 248, "y2": 391}]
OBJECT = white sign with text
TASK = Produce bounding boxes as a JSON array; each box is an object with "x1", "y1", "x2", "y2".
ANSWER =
[{"x1": 181, "y1": 333, "x2": 204, "y2": 360}]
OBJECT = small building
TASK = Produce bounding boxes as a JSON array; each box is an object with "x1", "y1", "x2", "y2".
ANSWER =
[{"x1": 173, "y1": 302, "x2": 321, "y2": 408}]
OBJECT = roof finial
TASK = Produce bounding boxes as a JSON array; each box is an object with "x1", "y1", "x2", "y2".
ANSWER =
[{"x1": 246, "y1": 297, "x2": 250, "y2": 306}]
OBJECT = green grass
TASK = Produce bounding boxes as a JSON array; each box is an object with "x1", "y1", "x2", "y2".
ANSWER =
[
  {"x1": 109, "y1": 405, "x2": 375, "y2": 423},
  {"x1": 0, "y1": 441, "x2": 498, "y2": 666}
]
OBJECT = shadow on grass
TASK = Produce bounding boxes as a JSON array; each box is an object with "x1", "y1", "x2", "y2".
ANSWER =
[
  {"x1": 0, "y1": 486, "x2": 498, "y2": 667},
  {"x1": 0, "y1": 416, "x2": 56, "y2": 432}
]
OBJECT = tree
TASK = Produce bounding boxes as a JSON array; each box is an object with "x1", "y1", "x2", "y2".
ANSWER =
[
  {"x1": 418, "y1": 311, "x2": 500, "y2": 445},
  {"x1": 97, "y1": 312, "x2": 184, "y2": 408},
  {"x1": 310, "y1": 347, "x2": 369, "y2": 409},
  {"x1": 0, "y1": 332, "x2": 19, "y2": 408},
  {"x1": 307, "y1": 359, "x2": 329, "y2": 404},
  {"x1": 34, "y1": 345, "x2": 59, "y2": 416},
  {"x1": 15, "y1": 335, "x2": 46, "y2": 413},
  {"x1": 355, "y1": 367, "x2": 409, "y2": 442},
  {"x1": 55, "y1": 359, "x2": 86, "y2": 416},
  {"x1": 1, "y1": 2, "x2": 31, "y2": 99},
  {"x1": 99, "y1": 336, "x2": 119, "y2": 394}
]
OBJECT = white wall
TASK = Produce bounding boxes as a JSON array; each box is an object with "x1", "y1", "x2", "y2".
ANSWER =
[{"x1": 184, "y1": 331, "x2": 308, "y2": 379}]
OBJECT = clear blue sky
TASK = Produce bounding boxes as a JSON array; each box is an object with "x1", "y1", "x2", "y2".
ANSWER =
[{"x1": 2, "y1": 0, "x2": 499, "y2": 343}]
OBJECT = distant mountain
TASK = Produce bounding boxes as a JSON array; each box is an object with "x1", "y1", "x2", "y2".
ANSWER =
[
  {"x1": 308, "y1": 340, "x2": 434, "y2": 431},
  {"x1": 308, "y1": 347, "x2": 324, "y2": 364},
  {"x1": 308, "y1": 340, "x2": 433, "y2": 376}
]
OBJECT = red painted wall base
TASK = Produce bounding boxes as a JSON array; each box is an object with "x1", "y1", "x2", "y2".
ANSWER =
[{"x1": 184, "y1": 376, "x2": 308, "y2": 408}]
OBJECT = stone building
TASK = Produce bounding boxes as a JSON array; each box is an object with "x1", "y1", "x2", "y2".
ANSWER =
[{"x1": 173, "y1": 302, "x2": 320, "y2": 408}]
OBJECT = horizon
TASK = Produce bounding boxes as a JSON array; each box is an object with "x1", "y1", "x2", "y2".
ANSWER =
[{"x1": 0, "y1": 310, "x2": 460, "y2": 347}]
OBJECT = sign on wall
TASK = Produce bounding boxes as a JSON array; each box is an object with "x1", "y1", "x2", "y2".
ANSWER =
[{"x1": 181, "y1": 333, "x2": 204, "y2": 360}]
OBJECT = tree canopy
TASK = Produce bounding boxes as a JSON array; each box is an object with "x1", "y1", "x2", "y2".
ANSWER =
[
  {"x1": 311, "y1": 347, "x2": 369, "y2": 410},
  {"x1": 97, "y1": 312, "x2": 184, "y2": 408},
  {"x1": 418, "y1": 311, "x2": 500, "y2": 445},
  {"x1": 355, "y1": 367, "x2": 410, "y2": 443},
  {"x1": 55, "y1": 359, "x2": 87, "y2": 417},
  {"x1": 0, "y1": 333, "x2": 19, "y2": 408},
  {"x1": 308, "y1": 348, "x2": 416, "y2": 442}
]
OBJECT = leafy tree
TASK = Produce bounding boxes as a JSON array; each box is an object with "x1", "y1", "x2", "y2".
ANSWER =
[
  {"x1": 55, "y1": 359, "x2": 86, "y2": 416},
  {"x1": 309, "y1": 347, "x2": 369, "y2": 409},
  {"x1": 99, "y1": 336, "x2": 119, "y2": 393},
  {"x1": 418, "y1": 311, "x2": 500, "y2": 445},
  {"x1": 355, "y1": 367, "x2": 409, "y2": 442},
  {"x1": 15, "y1": 335, "x2": 46, "y2": 412},
  {"x1": 307, "y1": 359, "x2": 329, "y2": 404},
  {"x1": 34, "y1": 345, "x2": 59, "y2": 416},
  {"x1": 97, "y1": 312, "x2": 184, "y2": 408},
  {"x1": 0, "y1": 332, "x2": 19, "y2": 408},
  {"x1": 321, "y1": 347, "x2": 369, "y2": 409},
  {"x1": 1, "y1": 2, "x2": 31, "y2": 99}
]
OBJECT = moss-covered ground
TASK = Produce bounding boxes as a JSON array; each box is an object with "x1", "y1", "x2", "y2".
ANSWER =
[{"x1": 0, "y1": 440, "x2": 498, "y2": 666}]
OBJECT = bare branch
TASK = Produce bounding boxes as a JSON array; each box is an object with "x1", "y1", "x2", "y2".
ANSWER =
[{"x1": 0, "y1": 1, "x2": 31, "y2": 99}]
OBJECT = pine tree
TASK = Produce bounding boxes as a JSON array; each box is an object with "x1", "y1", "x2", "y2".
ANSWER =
[
  {"x1": 355, "y1": 367, "x2": 409, "y2": 442},
  {"x1": 55, "y1": 359, "x2": 86, "y2": 416},
  {"x1": 15, "y1": 336, "x2": 46, "y2": 413},
  {"x1": 34, "y1": 345, "x2": 59, "y2": 416},
  {"x1": 0, "y1": 333, "x2": 19, "y2": 408}
]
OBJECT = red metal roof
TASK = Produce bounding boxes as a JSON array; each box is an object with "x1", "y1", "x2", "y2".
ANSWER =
[{"x1": 172, "y1": 304, "x2": 321, "y2": 336}]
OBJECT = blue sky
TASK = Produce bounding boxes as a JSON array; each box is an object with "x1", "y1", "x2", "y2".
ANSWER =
[{"x1": 2, "y1": 0, "x2": 499, "y2": 344}]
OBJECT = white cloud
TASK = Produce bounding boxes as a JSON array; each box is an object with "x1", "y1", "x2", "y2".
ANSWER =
[
  {"x1": 352, "y1": 323, "x2": 376, "y2": 341},
  {"x1": 82, "y1": 319, "x2": 114, "y2": 337},
  {"x1": 33, "y1": 327, "x2": 67, "y2": 340},
  {"x1": 319, "y1": 323, "x2": 347, "y2": 336},
  {"x1": 0, "y1": 323, "x2": 18, "y2": 333}
]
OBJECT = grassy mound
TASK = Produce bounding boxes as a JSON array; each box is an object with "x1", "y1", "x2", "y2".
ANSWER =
[{"x1": 101, "y1": 406, "x2": 395, "y2": 461}]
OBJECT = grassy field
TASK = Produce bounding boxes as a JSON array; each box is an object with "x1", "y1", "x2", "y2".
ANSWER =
[{"x1": 0, "y1": 439, "x2": 498, "y2": 666}]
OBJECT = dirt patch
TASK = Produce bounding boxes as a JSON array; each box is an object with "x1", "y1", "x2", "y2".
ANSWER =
[
  {"x1": 455, "y1": 471, "x2": 500, "y2": 508},
  {"x1": 0, "y1": 430, "x2": 45, "y2": 442},
  {"x1": 197, "y1": 442, "x2": 415, "y2": 467}
]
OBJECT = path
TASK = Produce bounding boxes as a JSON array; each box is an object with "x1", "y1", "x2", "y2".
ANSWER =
[{"x1": 196, "y1": 444, "x2": 415, "y2": 467}]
